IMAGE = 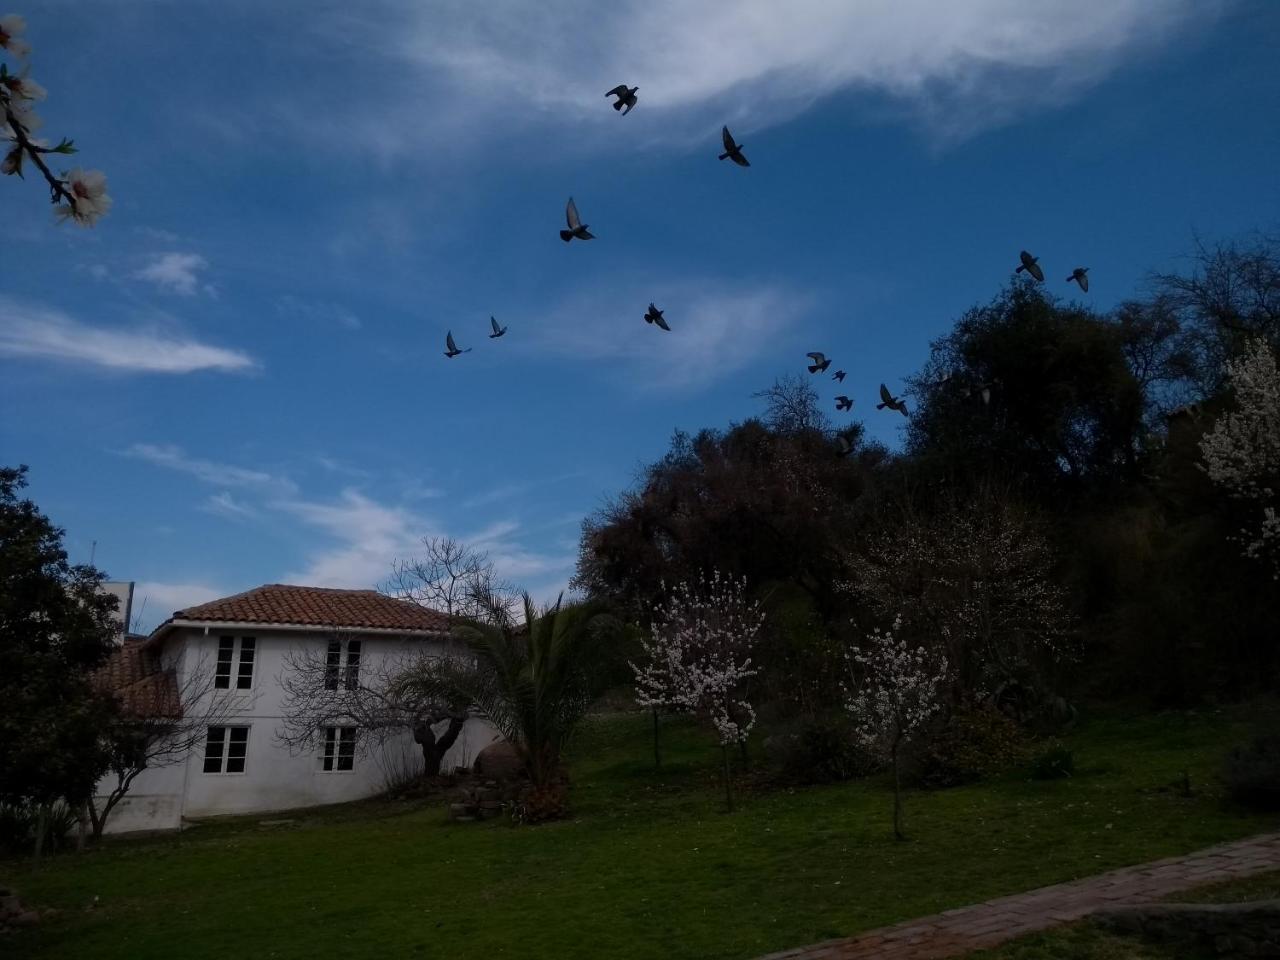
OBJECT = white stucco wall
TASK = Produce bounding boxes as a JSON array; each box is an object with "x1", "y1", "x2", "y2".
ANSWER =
[{"x1": 95, "y1": 627, "x2": 501, "y2": 833}]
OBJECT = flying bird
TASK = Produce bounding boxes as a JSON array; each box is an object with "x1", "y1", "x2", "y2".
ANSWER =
[
  {"x1": 1067, "y1": 267, "x2": 1090, "y2": 292},
  {"x1": 560, "y1": 197, "x2": 594, "y2": 242},
  {"x1": 606, "y1": 84, "x2": 638, "y2": 115},
  {"x1": 1016, "y1": 250, "x2": 1045, "y2": 282},
  {"x1": 835, "y1": 396, "x2": 853, "y2": 412},
  {"x1": 877, "y1": 383, "x2": 908, "y2": 417},
  {"x1": 833, "y1": 370, "x2": 847, "y2": 383},
  {"x1": 444, "y1": 331, "x2": 471, "y2": 358},
  {"x1": 488, "y1": 316, "x2": 507, "y2": 339},
  {"x1": 643, "y1": 303, "x2": 671, "y2": 332},
  {"x1": 806, "y1": 352, "x2": 831, "y2": 374},
  {"x1": 719, "y1": 125, "x2": 750, "y2": 167},
  {"x1": 834, "y1": 435, "x2": 854, "y2": 457}
]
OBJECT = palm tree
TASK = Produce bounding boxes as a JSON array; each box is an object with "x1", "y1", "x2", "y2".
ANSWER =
[{"x1": 401, "y1": 591, "x2": 616, "y2": 793}]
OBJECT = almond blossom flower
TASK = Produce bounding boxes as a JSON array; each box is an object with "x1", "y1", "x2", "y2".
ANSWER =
[
  {"x1": 1, "y1": 142, "x2": 19, "y2": 175},
  {"x1": 0, "y1": 14, "x2": 31, "y2": 58},
  {"x1": 1, "y1": 68, "x2": 45, "y2": 103},
  {"x1": 54, "y1": 167, "x2": 111, "y2": 226}
]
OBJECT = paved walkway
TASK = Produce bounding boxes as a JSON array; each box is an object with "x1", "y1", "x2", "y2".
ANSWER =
[{"x1": 756, "y1": 832, "x2": 1280, "y2": 960}]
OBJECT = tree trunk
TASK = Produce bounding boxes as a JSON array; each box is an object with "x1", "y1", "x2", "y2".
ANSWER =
[
  {"x1": 892, "y1": 742, "x2": 905, "y2": 841},
  {"x1": 652, "y1": 708, "x2": 661, "y2": 768},
  {"x1": 76, "y1": 800, "x2": 88, "y2": 853},
  {"x1": 738, "y1": 736, "x2": 749, "y2": 768},
  {"x1": 722, "y1": 744, "x2": 734, "y2": 812},
  {"x1": 34, "y1": 803, "x2": 47, "y2": 863},
  {"x1": 415, "y1": 716, "x2": 466, "y2": 777}
]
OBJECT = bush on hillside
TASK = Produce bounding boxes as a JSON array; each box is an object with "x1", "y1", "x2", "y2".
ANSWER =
[{"x1": 915, "y1": 701, "x2": 1027, "y2": 789}]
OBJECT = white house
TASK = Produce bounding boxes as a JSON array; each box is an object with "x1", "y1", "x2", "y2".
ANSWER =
[{"x1": 94, "y1": 584, "x2": 500, "y2": 834}]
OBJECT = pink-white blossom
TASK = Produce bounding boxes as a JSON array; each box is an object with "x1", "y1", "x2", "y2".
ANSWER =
[
  {"x1": 843, "y1": 613, "x2": 948, "y2": 754},
  {"x1": 54, "y1": 167, "x2": 111, "y2": 227},
  {"x1": 0, "y1": 14, "x2": 30, "y2": 58}
]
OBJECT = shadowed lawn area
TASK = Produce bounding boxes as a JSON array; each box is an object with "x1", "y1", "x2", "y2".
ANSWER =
[
  {"x1": 971, "y1": 864, "x2": 1280, "y2": 959},
  {"x1": 3, "y1": 704, "x2": 1279, "y2": 960}
]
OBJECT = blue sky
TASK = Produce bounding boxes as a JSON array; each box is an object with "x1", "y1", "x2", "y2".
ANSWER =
[{"x1": 2, "y1": 0, "x2": 1278, "y2": 632}]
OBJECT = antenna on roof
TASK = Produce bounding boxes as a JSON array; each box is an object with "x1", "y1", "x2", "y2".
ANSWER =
[{"x1": 130, "y1": 596, "x2": 149, "y2": 635}]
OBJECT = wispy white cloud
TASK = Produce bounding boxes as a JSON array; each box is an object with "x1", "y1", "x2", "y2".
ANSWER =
[
  {"x1": 310, "y1": 0, "x2": 1215, "y2": 151},
  {"x1": 0, "y1": 297, "x2": 256, "y2": 374},
  {"x1": 203, "y1": 491, "x2": 259, "y2": 520},
  {"x1": 526, "y1": 281, "x2": 809, "y2": 390},
  {"x1": 277, "y1": 295, "x2": 362, "y2": 331},
  {"x1": 126, "y1": 444, "x2": 297, "y2": 495},
  {"x1": 133, "y1": 581, "x2": 228, "y2": 632},
  {"x1": 133, "y1": 252, "x2": 211, "y2": 296}
]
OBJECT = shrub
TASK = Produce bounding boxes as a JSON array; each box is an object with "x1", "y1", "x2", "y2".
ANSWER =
[
  {"x1": 1029, "y1": 741, "x2": 1075, "y2": 780},
  {"x1": 0, "y1": 800, "x2": 78, "y2": 856},
  {"x1": 765, "y1": 716, "x2": 884, "y2": 784},
  {"x1": 915, "y1": 701, "x2": 1027, "y2": 789},
  {"x1": 1225, "y1": 735, "x2": 1280, "y2": 810}
]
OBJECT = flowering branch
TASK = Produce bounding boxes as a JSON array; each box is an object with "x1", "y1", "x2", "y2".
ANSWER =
[{"x1": 1, "y1": 14, "x2": 110, "y2": 226}]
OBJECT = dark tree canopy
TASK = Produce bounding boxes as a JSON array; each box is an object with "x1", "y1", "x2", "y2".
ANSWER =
[
  {"x1": 905, "y1": 282, "x2": 1147, "y2": 506},
  {"x1": 0, "y1": 465, "x2": 120, "y2": 806}
]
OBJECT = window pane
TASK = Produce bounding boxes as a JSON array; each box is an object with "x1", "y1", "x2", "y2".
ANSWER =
[
  {"x1": 337, "y1": 728, "x2": 355, "y2": 771},
  {"x1": 323, "y1": 755, "x2": 334, "y2": 771},
  {"x1": 203, "y1": 727, "x2": 225, "y2": 773},
  {"x1": 203, "y1": 755, "x2": 223, "y2": 773},
  {"x1": 226, "y1": 756, "x2": 245, "y2": 773},
  {"x1": 343, "y1": 641, "x2": 360, "y2": 691},
  {"x1": 229, "y1": 727, "x2": 248, "y2": 744},
  {"x1": 324, "y1": 640, "x2": 341, "y2": 691},
  {"x1": 236, "y1": 638, "x2": 255, "y2": 689},
  {"x1": 337, "y1": 753, "x2": 354, "y2": 772},
  {"x1": 215, "y1": 637, "x2": 234, "y2": 689}
]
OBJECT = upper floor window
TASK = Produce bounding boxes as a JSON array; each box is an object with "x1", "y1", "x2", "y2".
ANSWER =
[
  {"x1": 215, "y1": 636, "x2": 256, "y2": 690},
  {"x1": 324, "y1": 638, "x2": 362, "y2": 691}
]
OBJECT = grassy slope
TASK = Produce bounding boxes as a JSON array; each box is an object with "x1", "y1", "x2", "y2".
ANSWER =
[{"x1": 3, "y1": 704, "x2": 1278, "y2": 960}]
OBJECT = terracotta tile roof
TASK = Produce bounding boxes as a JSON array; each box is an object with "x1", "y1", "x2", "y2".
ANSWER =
[
  {"x1": 94, "y1": 639, "x2": 181, "y2": 718},
  {"x1": 164, "y1": 584, "x2": 450, "y2": 634}
]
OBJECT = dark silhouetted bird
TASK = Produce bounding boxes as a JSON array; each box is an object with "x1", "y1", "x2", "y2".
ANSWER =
[
  {"x1": 560, "y1": 197, "x2": 594, "y2": 242},
  {"x1": 444, "y1": 331, "x2": 471, "y2": 358},
  {"x1": 807, "y1": 352, "x2": 831, "y2": 374},
  {"x1": 1016, "y1": 250, "x2": 1045, "y2": 282},
  {"x1": 719, "y1": 125, "x2": 749, "y2": 167},
  {"x1": 643, "y1": 303, "x2": 670, "y2": 332},
  {"x1": 877, "y1": 383, "x2": 908, "y2": 417},
  {"x1": 606, "y1": 84, "x2": 638, "y2": 115},
  {"x1": 835, "y1": 396, "x2": 853, "y2": 412},
  {"x1": 834, "y1": 435, "x2": 854, "y2": 457},
  {"x1": 1067, "y1": 267, "x2": 1089, "y2": 292},
  {"x1": 488, "y1": 316, "x2": 507, "y2": 338},
  {"x1": 833, "y1": 370, "x2": 847, "y2": 382}
]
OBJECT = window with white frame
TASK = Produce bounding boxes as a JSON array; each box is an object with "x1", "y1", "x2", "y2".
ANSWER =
[
  {"x1": 323, "y1": 638, "x2": 362, "y2": 691},
  {"x1": 320, "y1": 726, "x2": 357, "y2": 772},
  {"x1": 203, "y1": 725, "x2": 249, "y2": 774},
  {"x1": 214, "y1": 635, "x2": 256, "y2": 690}
]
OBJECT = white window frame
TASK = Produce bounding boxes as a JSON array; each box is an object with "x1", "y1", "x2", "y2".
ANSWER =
[
  {"x1": 318, "y1": 725, "x2": 357, "y2": 773},
  {"x1": 214, "y1": 635, "x2": 257, "y2": 691},
  {"x1": 203, "y1": 724, "x2": 250, "y2": 775},
  {"x1": 323, "y1": 638, "x2": 362, "y2": 692}
]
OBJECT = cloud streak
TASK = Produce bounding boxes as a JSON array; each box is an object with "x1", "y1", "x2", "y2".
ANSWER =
[
  {"x1": 320, "y1": 0, "x2": 1214, "y2": 148},
  {"x1": 133, "y1": 252, "x2": 211, "y2": 296},
  {"x1": 126, "y1": 444, "x2": 297, "y2": 494},
  {"x1": 0, "y1": 297, "x2": 255, "y2": 374}
]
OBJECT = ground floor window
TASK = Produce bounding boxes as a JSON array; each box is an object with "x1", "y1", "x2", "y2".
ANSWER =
[
  {"x1": 203, "y1": 725, "x2": 249, "y2": 774},
  {"x1": 321, "y1": 726, "x2": 356, "y2": 772}
]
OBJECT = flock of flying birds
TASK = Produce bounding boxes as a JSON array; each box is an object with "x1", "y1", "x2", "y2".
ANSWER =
[{"x1": 441, "y1": 85, "x2": 1093, "y2": 454}]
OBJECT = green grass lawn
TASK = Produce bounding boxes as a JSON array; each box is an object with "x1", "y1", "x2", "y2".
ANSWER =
[{"x1": 3, "y1": 703, "x2": 1279, "y2": 960}]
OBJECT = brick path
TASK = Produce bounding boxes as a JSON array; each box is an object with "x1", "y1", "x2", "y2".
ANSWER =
[{"x1": 756, "y1": 832, "x2": 1280, "y2": 960}]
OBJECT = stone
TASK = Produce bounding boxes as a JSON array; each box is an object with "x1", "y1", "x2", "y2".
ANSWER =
[{"x1": 474, "y1": 740, "x2": 524, "y2": 781}]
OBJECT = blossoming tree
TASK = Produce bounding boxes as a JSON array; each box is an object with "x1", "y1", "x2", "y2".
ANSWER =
[
  {"x1": 632, "y1": 570, "x2": 763, "y2": 810},
  {"x1": 844, "y1": 614, "x2": 948, "y2": 840},
  {"x1": 1, "y1": 13, "x2": 110, "y2": 225},
  {"x1": 1199, "y1": 337, "x2": 1280, "y2": 578}
]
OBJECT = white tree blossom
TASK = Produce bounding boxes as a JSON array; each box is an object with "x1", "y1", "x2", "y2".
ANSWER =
[
  {"x1": 1199, "y1": 337, "x2": 1280, "y2": 577},
  {"x1": 843, "y1": 613, "x2": 948, "y2": 839},
  {"x1": 1, "y1": 12, "x2": 109, "y2": 225},
  {"x1": 633, "y1": 570, "x2": 762, "y2": 746}
]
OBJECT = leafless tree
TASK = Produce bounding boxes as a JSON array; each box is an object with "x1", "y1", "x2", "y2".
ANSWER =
[
  {"x1": 753, "y1": 374, "x2": 832, "y2": 435},
  {"x1": 276, "y1": 632, "x2": 472, "y2": 778},
  {"x1": 88, "y1": 653, "x2": 245, "y2": 839},
  {"x1": 384, "y1": 535, "x2": 513, "y2": 625},
  {"x1": 842, "y1": 485, "x2": 1072, "y2": 709}
]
